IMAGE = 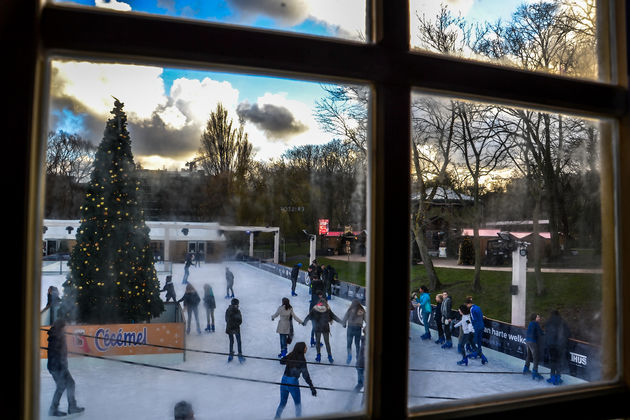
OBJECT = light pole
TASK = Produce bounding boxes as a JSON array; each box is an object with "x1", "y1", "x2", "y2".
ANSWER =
[{"x1": 302, "y1": 230, "x2": 317, "y2": 266}]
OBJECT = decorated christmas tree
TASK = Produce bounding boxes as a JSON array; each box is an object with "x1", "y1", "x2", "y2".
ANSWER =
[{"x1": 63, "y1": 98, "x2": 164, "y2": 324}]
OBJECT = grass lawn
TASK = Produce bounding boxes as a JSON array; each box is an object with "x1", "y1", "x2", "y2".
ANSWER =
[{"x1": 280, "y1": 255, "x2": 601, "y2": 343}]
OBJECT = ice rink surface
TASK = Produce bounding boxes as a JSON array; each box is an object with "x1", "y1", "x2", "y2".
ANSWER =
[{"x1": 39, "y1": 261, "x2": 585, "y2": 419}]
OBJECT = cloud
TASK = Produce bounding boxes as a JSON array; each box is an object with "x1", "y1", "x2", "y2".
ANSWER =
[
  {"x1": 95, "y1": 0, "x2": 132, "y2": 11},
  {"x1": 226, "y1": 0, "x2": 310, "y2": 26},
  {"x1": 236, "y1": 101, "x2": 308, "y2": 141},
  {"x1": 307, "y1": 0, "x2": 366, "y2": 40}
]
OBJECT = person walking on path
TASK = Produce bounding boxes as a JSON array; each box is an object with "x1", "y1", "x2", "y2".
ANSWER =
[
  {"x1": 433, "y1": 293, "x2": 445, "y2": 345},
  {"x1": 178, "y1": 283, "x2": 202, "y2": 334},
  {"x1": 226, "y1": 298, "x2": 245, "y2": 363},
  {"x1": 453, "y1": 305, "x2": 475, "y2": 366},
  {"x1": 466, "y1": 296, "x2": 488, "y2": 365},
  {"x1": 46, "y1": 318, "x2": 85, "y2": 417},
  {"x1": 274, "y1": 342, "x2": 317, "y2": 419},
  {"x1": 545, "y1": 310, "x2": 571, "y2": 385},
  {"x1": 182, "y1": 253, "x2": 193, "y2": 284},
  {"x1": 302, "y1": 298, "x2": 345, "y2": 363},
  {"x1": 523, "y1": 313, "x2": 545, "y2": 380},
  {"x1": 414, "y1": 286, "x2": 432, "y2": 340},
  {"x1": 272, "y1": 297, "x2": 303, "y2": 358},
  {"x1": 225, "y1": 267, "x2": 235, "y2": 298},
  {"x1": 342, "y1": 299, "x2": 366, "y2": 364},
  {"x1": 203, "y1": 283, "x2": 216, "y2": 332},
  {"x1": 290, "y1": 263, "x2": 302, "y2": 296},
  {"x1": 161, "y1": 275, "x2": 177, "y2": 302},
  {"x1": 440, "y1": 291, "x2": 454, "y2": 349}
]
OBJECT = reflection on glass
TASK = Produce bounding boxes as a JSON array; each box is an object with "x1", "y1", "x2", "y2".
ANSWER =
[
  {"x1": 408, "y1": 91, "x2": 608, "y2": 409},
  {"x1": 40, "y1": 59, "x2": 369, "y2": 419},
  {"x1": 410, "y1": 0, "x2": 603, "y2": 81},
  {"x1": 51, "y1": 0, "x2": 367, "y2": 42}
]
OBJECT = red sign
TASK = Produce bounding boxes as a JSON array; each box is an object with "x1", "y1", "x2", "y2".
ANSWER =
[{"x1": 318, "y1": 219, "x2": 329, "y2": 235}]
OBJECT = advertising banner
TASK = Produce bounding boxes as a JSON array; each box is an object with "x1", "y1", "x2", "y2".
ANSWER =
[
  {"x1": 318, "y1": 219, "x2": 329, "y2": 235},
  {"x1": 41, "y1": 322, "x2": 185, "y2": 359}
]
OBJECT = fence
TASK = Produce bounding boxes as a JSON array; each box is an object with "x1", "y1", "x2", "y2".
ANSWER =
[
  {"x1": 409, "y1": 305, "x2": 601, "y2": 381},
  {"x1": 42, "y1": 260, "x2": 173, "y2": 276}
]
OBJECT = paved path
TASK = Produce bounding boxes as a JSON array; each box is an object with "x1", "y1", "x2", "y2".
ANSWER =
[{"x1": 326, "y1": 255, "x2": 602, "y2": 274}]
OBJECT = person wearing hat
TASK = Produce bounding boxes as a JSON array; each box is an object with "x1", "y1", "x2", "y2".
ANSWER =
[
  {"x1": 174, "y1": 400, "x2": 194, "y2": 420},
  {"x1": 161, "y1": 275, "x2": 177, "y2": 302},
  {"x1": 226, "y1": 298, "x2": 245, "y2": 362},
  {"x1": 290, "y1": 263, "x2": 302, "y2": 296},
  {"x1": 302, "y1": 298, "x2": 345, "y2": 363}
]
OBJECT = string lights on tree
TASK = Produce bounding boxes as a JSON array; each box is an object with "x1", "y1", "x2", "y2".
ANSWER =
[{"x1": 62, "y1": 98, "x2": 164, "y2": 324}]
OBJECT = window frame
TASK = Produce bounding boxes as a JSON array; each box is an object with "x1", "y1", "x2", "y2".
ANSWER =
[{"x1": 10, "y1": 0, "x2": 630, "y2": 418}]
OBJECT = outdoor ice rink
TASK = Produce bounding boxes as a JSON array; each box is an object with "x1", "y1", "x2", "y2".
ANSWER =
[{"x1": 39, "y1": 262, "x2": 585, "y2": 419}]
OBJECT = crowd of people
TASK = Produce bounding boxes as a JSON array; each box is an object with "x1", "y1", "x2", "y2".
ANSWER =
[{"x1": 411, "y1": 286, "x2": 571, "y2": 385}]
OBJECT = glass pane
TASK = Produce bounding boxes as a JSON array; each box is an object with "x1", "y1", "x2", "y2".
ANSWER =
[
  {"x1": 408, "y1": 90, "x2": 613, "y2": 410},
  {"x1": 410, "y1": 0, "x2": 610, "y2": 82},
  {"x1": 51, "y1": 0, "x2": 367, "y2": 42},
  {"x1": 40, "y1": 58, "x2": 369, "y2": 419}
]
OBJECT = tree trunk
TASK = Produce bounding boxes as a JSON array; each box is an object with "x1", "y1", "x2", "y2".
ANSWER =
[
  {"x1": 413, "y1": 223, "x2": 441, "y2": 291},
  {"x1": 532, "y1": 195, "x2": 545, "y2": 296}
]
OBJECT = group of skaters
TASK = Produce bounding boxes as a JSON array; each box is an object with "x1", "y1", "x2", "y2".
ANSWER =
[{"x1": 412, "y1": 286, "x2": 571, "y2": 385}]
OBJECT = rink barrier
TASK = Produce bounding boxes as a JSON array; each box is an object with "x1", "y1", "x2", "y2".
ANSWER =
[
  {"x1": 241, "y1": 258, "x2": 367, "y2": 305},
  {"x1": 410, "y1": 306, "x2": 601, "y2": 381}
]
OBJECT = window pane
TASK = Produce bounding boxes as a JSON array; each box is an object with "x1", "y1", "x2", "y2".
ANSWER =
[
  {"x1": 40, "y1": 58, "x2": 369, "y2": 418},
  {"x1": 50, "y1": 0, "x2": 367, "y2": 42},
  {"x1": 410, "y1": 0, "x2": 610, "y2": 82},
  {"x1": 408, "y1": 91, "x2": 614, "y2": 410}
]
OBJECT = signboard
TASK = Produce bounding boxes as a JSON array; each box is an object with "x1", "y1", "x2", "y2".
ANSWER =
[
  {"x1": 319, "y1": 219, "x2": 329, "y2": 235},
  {"x1": 41, "y1": 322, "x2": 185, "y2": 359}
]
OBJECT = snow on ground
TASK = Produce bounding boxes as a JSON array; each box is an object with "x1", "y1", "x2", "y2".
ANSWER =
[{"x1": 39, "y1": 261, "x2": 585, "y2": 419}]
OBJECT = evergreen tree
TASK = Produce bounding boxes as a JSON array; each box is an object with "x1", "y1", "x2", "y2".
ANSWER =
[{"x1": 63, "y1": 98, "x2": 164, "y2": 324}]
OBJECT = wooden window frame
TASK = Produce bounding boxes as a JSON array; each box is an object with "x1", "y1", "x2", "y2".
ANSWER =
[{"x1": 6, "y1": 0, "x2": 630, "y2": 418}]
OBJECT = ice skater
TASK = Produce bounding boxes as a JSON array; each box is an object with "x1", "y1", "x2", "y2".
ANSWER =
[
  {"x1": 302, "y1": 298, "x2": 345, "y2": 363},
  {"x1": 178, "y1": 283, "x2": 202, "y2": 334},
  {"x1": 161, "y1": 275, "x2": 177, "y2": 302},
  {"x1": 46, "y1": 319, "x2": 85, "y2": 417},
  {"x1": 274, "y1": 342, "x2": 317, "y2": 419},
  {"x1": 433, "y1": 293, "x2": 445, "y2": 345},
  {"x1": 203, "y1": 283, "x2": 216, "y2": 332},
  {"x1": 182, "y1": 253, "x2": 193, "y2": 284},
  {"x1": 466, "y1": 296, "x2": 488, "y2": 364},
  {"x1": 523, "y1": 313, "x2": 544, "y2": 380},
  {"x1": 342, "y1": 299, "x2": 366, "y2": 364},
  {"x1": 414, "y1": 286, "x2": 432, "y2": 340},
  {"x1": 225, "y1": 267, "x2": 235, "y2": 298},
  {"x1": 440, "y1": 291, "x2": 454, "y2": 349},
  {"x1": 272, "y1": 297, "x2": 303, "y2": 358},
  {"x1": 226, "y1": 298, "x2": 245, "y2": 362},
  {"x1": 290, "y1": 263, "x2": 301, "y2": 296},
  {"x1": 453, "y1": 304, "x2": 474, "y2": 366}
]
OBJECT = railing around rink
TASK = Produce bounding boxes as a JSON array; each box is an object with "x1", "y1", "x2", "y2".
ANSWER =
[
  {"x1": 240, "y1": 256, "x2": 367, "y2": 306},
  {"x1": 409, "y1": 305, "x2": 601, "y2": 382}
]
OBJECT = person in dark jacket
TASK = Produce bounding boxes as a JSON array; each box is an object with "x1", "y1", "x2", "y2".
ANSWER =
[
  {"x1": 161, "y1": 275, "x2": 177, "y2": 302},
  {"x1": 307, "y1": 291, "x2": 325, "y2": 347},
  {"x1": 178, "y1": 283, "x2": 202, "y2": 334},
  {"x1": 440, "y1": 291, "x2": 454, "y2": 349},
  {"x1": 47, "y1": 319, "x2": 85, "y2": 417},
  {"x1": 225, "y1": 267, "x2": 235, "y2": 298},
  {"x1": 274, "y1": 342, "x2": 317, "y2": 419},
  {"x1": 290, "y1": 263, "x2": 302, "y2": 296},
  {"x1": 524, "y1": 313, "x2": 545, "y2": 380},
  {"x1": 203, "y1": 283, "x2": 216, "y2": 332},
  {"x1": 182, "y1": 253, "x2": 193, "y2": 284},
  {"x1": 322, "y1": 264, "x2": 338, "y2": 300},
  {"x1": 226, "y1": 298, "x2": 245, "y2": 362},
  {"x1": 302, "y1": 298, "x2": 345, "y2": 363},
  {"x1": 545, "y1": 310, "x2": 571, "y2": 385},
  {"x1": 466, "y1": 296, "x2": 488, "y2": 364}
]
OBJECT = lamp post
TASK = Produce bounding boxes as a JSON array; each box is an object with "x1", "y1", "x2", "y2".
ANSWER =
[{"x1": 302, "y1": 230, "x2": 317, "y2": 266}]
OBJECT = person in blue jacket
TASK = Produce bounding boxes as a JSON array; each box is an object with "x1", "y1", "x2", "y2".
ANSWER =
[
  {"x1": 523, "y1": 313, "x2": 544, "y2": 380},
  {"x1": 415, "y1": 286, "x2": 432, "y2": 340},
  {"x1": 466, "y1": 296, "x2": 488, "y2": 364}
]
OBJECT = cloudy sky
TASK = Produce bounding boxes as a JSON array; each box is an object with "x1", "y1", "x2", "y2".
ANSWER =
[{"x1": 48, "y1": 0, "x2": 528, "y2": 170}]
